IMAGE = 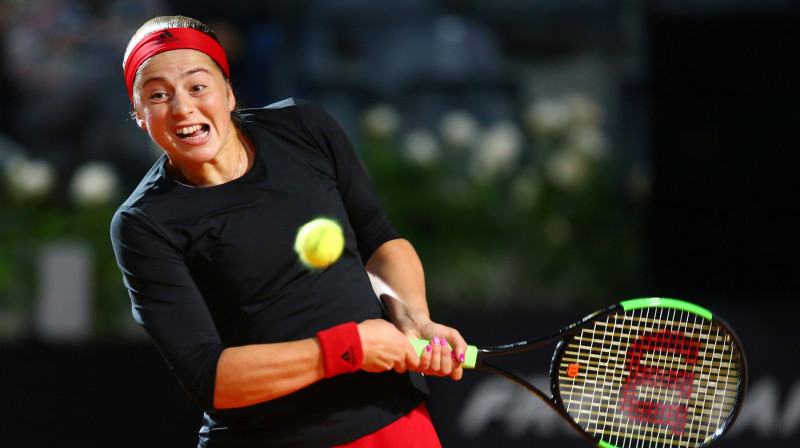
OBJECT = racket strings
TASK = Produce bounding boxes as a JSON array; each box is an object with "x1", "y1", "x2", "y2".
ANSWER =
[{"x1": 556, "y1": 308, "x2": 743, "y2": 448}]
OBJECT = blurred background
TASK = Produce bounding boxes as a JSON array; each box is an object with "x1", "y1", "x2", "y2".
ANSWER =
[{"x1": 0, "y1": 0, "x2": 797, "y2": 446}]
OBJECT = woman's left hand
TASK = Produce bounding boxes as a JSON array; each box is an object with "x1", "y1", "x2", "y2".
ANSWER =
[{"x1": 400, "y1": 314, "x2": 468, "y2": 380}]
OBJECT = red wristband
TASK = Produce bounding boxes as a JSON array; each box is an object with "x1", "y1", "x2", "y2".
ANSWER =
[{"x1": 317, "y1": 322, "x2": 364, "y2": 378}]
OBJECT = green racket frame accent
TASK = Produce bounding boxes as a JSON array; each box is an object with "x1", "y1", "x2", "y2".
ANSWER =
[
  {"x1": 598, "y1": 441, "x2": 619, "y2": 448},
  {"x1": 410, "y1": 339, "x2": 479, "y2": 368},
  {"x1": 621, "y1": 297, "x2": 713, "y2": 320}
]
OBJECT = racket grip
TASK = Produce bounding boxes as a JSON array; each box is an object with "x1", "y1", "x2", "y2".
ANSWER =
[{"x1": 410, "y1": 338, "x2": 478, "y2": 369}]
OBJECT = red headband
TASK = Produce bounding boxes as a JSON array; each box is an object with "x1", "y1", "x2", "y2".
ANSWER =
[{"x1": 124, "y1": 27, "x2": 230, "y2": 102}]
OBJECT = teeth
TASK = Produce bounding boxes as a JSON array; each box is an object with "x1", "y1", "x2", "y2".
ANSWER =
[{"x1": 177, "y1": 125, "x2": 203, "y2": 135}]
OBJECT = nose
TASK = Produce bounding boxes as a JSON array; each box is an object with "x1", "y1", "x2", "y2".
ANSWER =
[{"x1": 170, "y1": 91, "x2": 193, "y2": 117}]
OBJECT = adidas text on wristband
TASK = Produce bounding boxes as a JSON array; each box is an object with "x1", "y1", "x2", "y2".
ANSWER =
[{"x1": 317, "y1": 322, "x2": 364, "y2": 378}]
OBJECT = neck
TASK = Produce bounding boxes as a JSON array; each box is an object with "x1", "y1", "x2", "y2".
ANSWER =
[{"x1": 168, "y1": 129, "x2": 251, "y2": 187}]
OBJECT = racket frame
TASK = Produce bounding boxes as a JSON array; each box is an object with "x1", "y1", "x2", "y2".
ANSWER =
[{"x1": 413, "y1": 298, "x2": 748, "y2": 448}]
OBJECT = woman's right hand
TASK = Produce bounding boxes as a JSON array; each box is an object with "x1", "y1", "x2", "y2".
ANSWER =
[{"x1": 357, "y1": 319, "x2": 420, "y2": 374}]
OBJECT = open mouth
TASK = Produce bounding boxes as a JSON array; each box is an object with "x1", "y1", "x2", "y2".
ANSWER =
[{"x1": 176, "y1": 124, "x2": 210, "y2": 140}]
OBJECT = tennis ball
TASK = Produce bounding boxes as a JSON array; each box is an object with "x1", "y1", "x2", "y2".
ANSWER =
[{"x1": 294, "y1": 218, "x2": 345, "y2": 269}]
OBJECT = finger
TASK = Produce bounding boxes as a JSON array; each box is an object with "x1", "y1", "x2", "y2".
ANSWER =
[
  {"x1": 447, "y1": 331, "x2": 468, "y2": 366},
  {"x1": 394, "y1": 354, "x2": 408, "y2": 373},
  {"x1": 437, "y1": 337, "x2": 453, "y2": 376},
  {"x1": 418, "y1": 342, "x2": 432, "y2": 371},
  {"x1": 450, "y1": 363, "x2": 464, "y2": 381},
  {"x1": 429, "y1": 336, "x2": 443, "y2": 372},
  {"x1": 404, "y1": 339, "x2": 421, "y2": 371}
]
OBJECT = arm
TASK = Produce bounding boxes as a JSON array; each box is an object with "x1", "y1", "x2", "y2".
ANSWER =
[
  {"x1": 215, "y1": 318, "x2": 420, "y2": 409},
  {"x1": 365, "y1": 238, "x2": 467, "y2": 380},
  {"x1": 214, "y1": 339, "x2": 324, "y2": 409}
]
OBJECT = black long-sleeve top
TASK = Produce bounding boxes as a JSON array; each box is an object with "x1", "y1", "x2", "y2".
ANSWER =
[{"x1": 110, "y1": 98, "x2": 426, "y2": 448}]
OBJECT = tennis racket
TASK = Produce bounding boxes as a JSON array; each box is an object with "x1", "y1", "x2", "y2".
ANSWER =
[{"x1": 411, "y1": 297, "x2": 747, "y2": 448}]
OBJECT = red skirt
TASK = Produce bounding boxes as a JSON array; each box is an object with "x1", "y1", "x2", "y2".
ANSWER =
[{"x1": 334, "y1": 403, "x2": 442, "y2": 448}]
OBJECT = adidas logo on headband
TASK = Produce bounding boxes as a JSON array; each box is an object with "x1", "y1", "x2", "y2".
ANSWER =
[{"x1": 154, "y1": 30, "x2": 179, "y2": 45}]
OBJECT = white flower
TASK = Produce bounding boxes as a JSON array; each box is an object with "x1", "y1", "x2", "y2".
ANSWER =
[
  {"x1": 439, "y1": 110, "x2": 480, "y2": 149},
  {"x1": 470, "y1": 121, "x2": 523, "y2": 181},
  {"x1": 564, "y1": 93, "x2": 605, "y2": 127},
  {"x1": 3, "y1": 155, "x2": 56, "y2": 202},
  {"x1": 524, "y1": 98, "x2": 571, "y2": 136},
  {"x1": 565, "y1": 124, "x2": 609, "y2": 160},
  {"x1": 362, "y1": 103, "x2": 401, "y2": 140},
  {"x1": 400, "y1": 128, "x2": 441, "y2": 168},
  {"x1": 69, "y1": 162, "x2": 119, "y2": 207},
  {"x1": 545, "y1": 149, "x2": 589, "y2": 190}
]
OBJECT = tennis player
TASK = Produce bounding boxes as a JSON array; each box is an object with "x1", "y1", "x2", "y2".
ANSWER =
[{"x1": 110, "y1": 15, "x2": 467, "y2": 448}]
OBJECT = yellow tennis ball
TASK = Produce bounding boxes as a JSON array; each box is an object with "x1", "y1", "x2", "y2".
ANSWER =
[{"x1": 294, "y1": 218, "x2": 345, "y2": 269}]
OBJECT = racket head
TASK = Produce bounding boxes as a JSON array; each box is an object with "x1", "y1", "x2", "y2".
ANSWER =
[{"x1": 550, "y1": 298, "x2": 747, "y2": 448}]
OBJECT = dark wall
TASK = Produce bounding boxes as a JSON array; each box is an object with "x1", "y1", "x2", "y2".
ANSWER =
[
  {"x1": 0, "y1": 344, "x2": 200, "y2": 447},
  {"x1": 645, "y1": 11, "x2": 800, "y2": 300}
]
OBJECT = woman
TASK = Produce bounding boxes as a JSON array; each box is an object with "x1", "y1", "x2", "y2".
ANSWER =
[{"x1": 110, "y1": 15, "x2": 468, "y2": 448}]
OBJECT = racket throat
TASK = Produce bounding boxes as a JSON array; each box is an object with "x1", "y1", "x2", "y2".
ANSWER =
[{"x1": 479, "y1": 360, "x2": 555, "y2": 405}]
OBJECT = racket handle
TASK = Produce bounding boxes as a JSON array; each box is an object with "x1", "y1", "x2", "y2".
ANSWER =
[{"x1": 410, "y1": 338, "x2": 478, "y2": 369}]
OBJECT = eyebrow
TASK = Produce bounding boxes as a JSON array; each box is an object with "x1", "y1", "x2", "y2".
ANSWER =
[{"x1": 141, "y1": 67, "x2": 211, "y2": 88}]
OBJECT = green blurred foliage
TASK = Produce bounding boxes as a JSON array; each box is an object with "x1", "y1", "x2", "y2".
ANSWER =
[{"x1": 357, "y1": 98, "x2": 646, "y2": 311}]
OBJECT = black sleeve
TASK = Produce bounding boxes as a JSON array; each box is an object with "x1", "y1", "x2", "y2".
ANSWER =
[
  {"x1": 297, "y1": 100, "x2": 401, "y2": 262},
  {"x1": 110, "y1": 208, "x2": 223, "y2": 411}
]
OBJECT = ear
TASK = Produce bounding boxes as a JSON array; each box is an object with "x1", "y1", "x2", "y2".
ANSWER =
[
  {"x1": 227, "y1": 86, "x2": 236, "y2": 111},
  {"x1": 136, "y1": 115, "x2": 147, "y2": 131}
]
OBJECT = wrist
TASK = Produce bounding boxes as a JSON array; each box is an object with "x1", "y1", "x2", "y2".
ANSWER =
[
  {"x1": 316, "y1": 322, "x2": 364, "y2": 378},
  {"x1": 393, "y1": 309, "x2": 432, "y2": 335}
]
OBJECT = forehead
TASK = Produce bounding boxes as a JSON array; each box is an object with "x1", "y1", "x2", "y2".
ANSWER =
[{"x1": 137, "y1": 49, "x2": 223, "y2": 82}]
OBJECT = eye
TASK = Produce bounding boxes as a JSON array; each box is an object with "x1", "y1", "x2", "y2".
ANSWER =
[
  {"x1": 149, "y1": 91, "x2": 167, "y2": 101},
  {"x1": 190, "y1": 84, "x2": 206, "y2": 93}
]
